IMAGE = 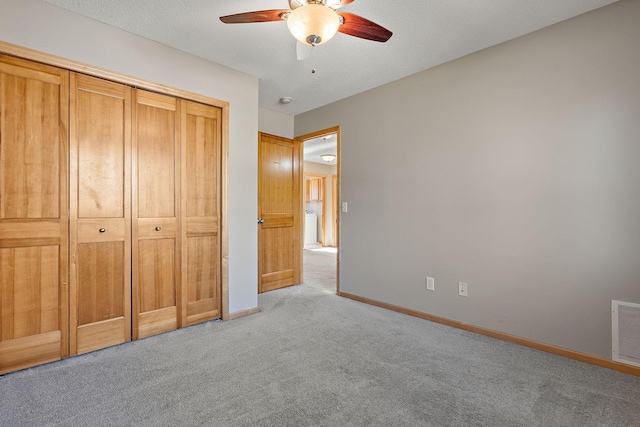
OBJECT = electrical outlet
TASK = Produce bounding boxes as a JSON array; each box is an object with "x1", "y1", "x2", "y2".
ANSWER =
[
  {"x1": 458, "y1": 282, "x2": 468, "y2": 297},
  {"x1": 426, "y1": 277, "x2": 435, "y2": 291}
]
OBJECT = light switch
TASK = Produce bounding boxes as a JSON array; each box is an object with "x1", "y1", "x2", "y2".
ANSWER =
[
  {"x1": 341, "y1": 202, "x2": 348, "y2": 213},
  {"x1": 426, "y1": 277, "x2": 435, "y2": 291}
]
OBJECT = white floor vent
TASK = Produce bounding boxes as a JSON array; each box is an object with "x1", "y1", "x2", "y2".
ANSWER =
[{"x1": 612, "y1": 300, "x2": 640, "y2": 367}]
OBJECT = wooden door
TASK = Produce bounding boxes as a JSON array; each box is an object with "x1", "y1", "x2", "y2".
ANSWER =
[
  {"x1": 132, "y1": 90, "x2": 180, "y2": 339},
  {"x1": 70, "y1": 74, "x2": 131, "y2": 355},
  {"x1": 258, "y1": 132, "x2": 301, "y2": 293},
  {"x1": 181, "y1": 100, "x2": 222, "y2": 326},
  {"x1": 0, "y1": 56, "x2": 69, "y2": 374}
]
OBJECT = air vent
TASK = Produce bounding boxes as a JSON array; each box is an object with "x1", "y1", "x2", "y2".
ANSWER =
[{"x1": 612, "y1": 300, "x2": 640, "y2": 367}]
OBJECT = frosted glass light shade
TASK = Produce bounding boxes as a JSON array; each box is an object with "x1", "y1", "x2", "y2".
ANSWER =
[{"x1": 287, "y1": 4, "x2": 340, "y2": 46}]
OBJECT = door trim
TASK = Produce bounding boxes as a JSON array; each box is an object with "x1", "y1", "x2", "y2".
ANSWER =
[
  {"x1": 295, "y1": 126, "x2": 341, "y2": 294},
  {"x1": 332, "y1": 174, "x2": 337, "y2": 247},
  {"x1": 0, "y1": 40, "x2": 230, "y2": 321}
]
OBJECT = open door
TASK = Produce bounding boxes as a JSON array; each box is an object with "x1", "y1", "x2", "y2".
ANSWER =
[{"x1": 258, "y1": 133, "x2": 302, "y2": 293}]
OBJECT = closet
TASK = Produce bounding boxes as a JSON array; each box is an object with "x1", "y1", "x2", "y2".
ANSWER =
[{"x1": 0, "y1": 53, "x2": 223, "y2": 373}]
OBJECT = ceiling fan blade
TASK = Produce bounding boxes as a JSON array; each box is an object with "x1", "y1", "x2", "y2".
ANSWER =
[
  {"x1": 337, "y1": 12, "x2": 392, "y2": 42},
  {"x1": 220, "y1": 10, "x2": 289, "y2": 24},
  {"x1": 296, "y1": 41, "x2": 313, "y2": 61}
]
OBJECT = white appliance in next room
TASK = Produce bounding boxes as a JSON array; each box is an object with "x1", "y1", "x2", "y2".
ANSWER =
[{"x1": 305, "y1": 212, "x2": 318, "y2": 247}]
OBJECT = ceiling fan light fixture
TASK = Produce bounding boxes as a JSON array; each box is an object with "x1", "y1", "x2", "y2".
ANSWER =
[
  {"x1": 321, "y1": 154, "x2": 336, "y2": 162},
  {"x1": 286, "y1": 4, "x2": 340, "y2": 46}
]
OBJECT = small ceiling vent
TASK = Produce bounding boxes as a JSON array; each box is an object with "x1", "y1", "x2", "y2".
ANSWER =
[{"x1": 612, "y1": 300, "x2": 640, "y2": 367}]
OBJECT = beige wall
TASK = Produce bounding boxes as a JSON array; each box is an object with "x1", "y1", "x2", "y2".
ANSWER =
[
  {"x1": 0, "y1": 0, "x2": 260, "y2": 313},
  {"x1": 259, "y1": 107, "x2": 295, "y2": 139},
  {"x1": 304, "y1": 162, "x2": 338, "y2": 247},
  {"x1": 295, "y1": 0, "x2": 640, "y2": 359}
]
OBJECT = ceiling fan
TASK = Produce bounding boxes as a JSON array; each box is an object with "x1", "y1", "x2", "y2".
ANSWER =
[{"x1": 220, "y1": 0, "x2": 392, "y2": 55}]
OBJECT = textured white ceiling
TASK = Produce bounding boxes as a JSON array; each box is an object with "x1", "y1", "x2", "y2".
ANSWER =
[
  {"x1": 40, "y1": 0, "x2": 618, "y2": 115},
  {"x1": 304, "y1": 133, "x2": 337, "y2": 165}
]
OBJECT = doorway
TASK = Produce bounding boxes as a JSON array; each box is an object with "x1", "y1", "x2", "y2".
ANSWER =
[{"x1": 298, "y1": 127, "x2": 340, "y2": 294}]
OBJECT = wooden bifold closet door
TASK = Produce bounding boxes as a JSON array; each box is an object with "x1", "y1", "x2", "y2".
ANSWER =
[
  {"x1": 132, "y1": 90, "x2": 180, "y2": 340},
  {"x1": 181, "y1": 100, "x2": 222, "y2": 326},
  {"x1": 69, "y1": 74, "x2": 132, "y2": 355},
  {"x1": 1, "y1": 52, "x2": 223, "y2": 371},
  {"x1": 0, "y1": 55, "x2": 69, "y2": 374}
]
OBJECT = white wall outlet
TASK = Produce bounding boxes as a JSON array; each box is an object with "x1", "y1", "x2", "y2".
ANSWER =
[
  {"x1": 458, "y1": 282, "x2": 468, "y2": 297},
  {"x1": 426, "y1": 277, "x2": 435, "y2": 291},
  {"x1": 341, "y1": 202, "x2": 348, "y2": 213}
]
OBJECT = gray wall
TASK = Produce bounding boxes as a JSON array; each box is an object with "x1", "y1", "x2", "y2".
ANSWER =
[
  {"x1": 295, "y1": 0, "x2": 640, "y2": 359},
  {"x1": 0, "y1": 0, "x2": 259, "y2": 314}
]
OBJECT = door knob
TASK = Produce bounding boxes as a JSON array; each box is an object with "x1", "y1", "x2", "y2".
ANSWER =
[
  {"x1": 257, "y1": 218, "x2": 264, "y2": 224},
  {"x1": 155, "y1": 227, "x2": 162, "y2": 231},
  {"x1": 99, "y1": 228, "x2": 106, "y2": 233}
]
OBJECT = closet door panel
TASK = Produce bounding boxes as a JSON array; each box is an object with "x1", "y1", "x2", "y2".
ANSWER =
[
  {"x1": 136, "y1": 92, "x2": 176, "y2": 218},
  {"x1": 0, "y1": 56, "x2": 68, "y2": 374},
  {"x1": 133, "y1": 90, "x2": 180, "y2": 340},
  {"x1": 1, "y1": 75, "x2": 59, "y2": 219},
  {"x1": 137, "y1": 239, "x2": 177, "y2": 338},
  {"x1": 76, "y1": 242, "x2": 125, "y2": 325},
  {"x1": 76, "y1": 85, "x2": 125, "y2": 219},
  {"x1": 0, "y1": 246, "x2": 59, "y2": 339},
  {"x1": 70, "y1": 73, "x2": 131, "y2": 356},
  {"x1": 138, "y1": 239, "x2": 176, "y2": 313},
  {"x1": 75, "y1": 241, "x2": 126, "y2": 354},
  {"x1": 186, "y1": 235, "x2": 219, "y2": 324},
  {"x1": 181, "y1": 101, "x2": 221, "y2": 326}
]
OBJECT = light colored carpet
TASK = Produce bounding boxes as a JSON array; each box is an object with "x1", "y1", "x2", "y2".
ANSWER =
[
  {"x1": 1, "y1": 249, "x2": 638, "y2": 426},
  {"x1": 302, "y1": 248, "x2": 337, "y2": 294}
]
